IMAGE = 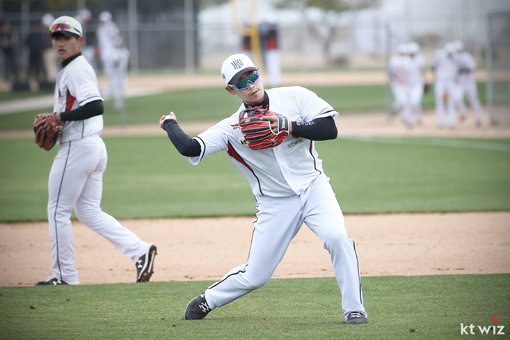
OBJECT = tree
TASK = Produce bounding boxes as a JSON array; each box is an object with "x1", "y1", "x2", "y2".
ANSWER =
[{"x1": 277, "y1": 0, "x2": 376, "y2": 65}]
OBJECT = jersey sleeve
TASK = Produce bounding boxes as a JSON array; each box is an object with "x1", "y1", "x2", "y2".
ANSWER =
[
  {"x1": 297, "y1": 87, "x2": 338, "y2": 122},
  {"x1": 67, "y1": 63, "x2": 103, "y2": 107},
  {"x1": 186, "y1": 117, "x2": 234, "y2": 165}
]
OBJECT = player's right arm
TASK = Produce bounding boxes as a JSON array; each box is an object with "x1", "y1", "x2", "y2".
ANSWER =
[{"x1": 160, "y1": 113, "x2": 201, "y2": 157}]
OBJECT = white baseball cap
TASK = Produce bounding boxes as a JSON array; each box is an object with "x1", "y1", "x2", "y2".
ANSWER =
[
  {"x1": 49, "y1": 15, "x2": 83, "y2": 38},
  {"x1": 221, "y1": 53, "x2": 257, "y2": 86},
  {"x1": 407, "y1": 42, "x2": 420, "y2": 54},
  {"x1": 41, "y1": 13, "x2": 54, "y2": 27},
  {"x1": 100, "y1": 11, "x2": 112, "y2": 23},
  {"x1": 397, "y1": 43, "x2": 408, "y2": 54}
]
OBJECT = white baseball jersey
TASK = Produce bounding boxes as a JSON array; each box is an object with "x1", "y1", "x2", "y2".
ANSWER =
[
  {"x1": 433, "y1": 49, "x2": 457, "y2": 127},
  {"x1": 406, "y1": 55, "x2": 425, "y2": 85},
  {"x1": 188, "y1": 86, "x2": 338, "y2": 198},
  {"x1": 96, "y1": 21, "x2": 120, "y2": 55},
  {"x1": 388, "y1": 54, "x2": 408, "y2": 84},
  {"x1": 433, "y1": 49, "x2": 457, "y2": 82},
  {"x1": 455, "y1": 51, "x2": 476, "y2": 75},
  {"x1": 454, "y1": 51, "x2": 483, "y2": 122},
  {"x1": 53, "y1": 55, "x2": 103, "y2": 143}
]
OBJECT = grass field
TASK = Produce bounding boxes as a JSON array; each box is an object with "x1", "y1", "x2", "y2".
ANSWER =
[
  {"x1": 0, "y1": 83, "x2": 507, "y2": 339},
  {"x1": 0, "y1": 135, "x2": 509, "y2": 222},
  {"x1": 0, "y1": 274, "x2": 508, "y2": 339}
]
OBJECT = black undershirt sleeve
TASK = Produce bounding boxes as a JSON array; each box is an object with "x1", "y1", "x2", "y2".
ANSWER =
[
  {"x1": 163, "y1": 115, "x2": 335, "y2": 156},
  {"x1": 60, "y1": 100, "x2": 104, "y2": 121},
  {"x1": 163, "y1": 119, "x2": 202, "y2": 157},
  {"x1": 290, "y1": 116, "x2": 338, "y2": 140}
]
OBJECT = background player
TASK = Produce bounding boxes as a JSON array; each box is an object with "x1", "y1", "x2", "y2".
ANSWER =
[
  {"x1": 432, "y1": 42, "x2": 457, "y2": 128},
  {"x1": 451, "y1": 40, "x2": 483, "y2": 126},
  {"x1": 405, "y1": 42, "x2": 426, "y2": 126},
  {"x1": 388, "y1": 43, "x2": 409, "y2": 125},
  {"x1": 96, "y1": 11, "x2": 121, "y2": 96},
  {"x1": 160, "y1": 53, "x2": 367, "y2": 324},
  {"x1": 109, "y1": 36, "x2": 130, "y2": 117},
  {"x1": 35, "y1": 15, "x2": 156, "y2": 285}
]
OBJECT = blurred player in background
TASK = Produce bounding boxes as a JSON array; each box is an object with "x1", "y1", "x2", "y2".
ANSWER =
[
  {"x1": 451, "y1": 41, "x2": 483, "y2": 126},
  {"x1": 96, "y1": 10, "x2": 121, "y2": 96},
  {"x1": 110, "y1": 36, "x2": 130, "y2": 118},
  {"x1": 41, "y1": 13, "x2": 57, "y2": 86},
  {"x1": 259, "y1": 19, "x2": 281, "y2": 87},
  {"x1": 241, "y1": 20, "x2": 281, "y2": 88},
  {"x1": 1, "y1": 19, "x2": 19, "y2": 84},
  {"x1": 405, "y1": 42, "x2": 426, "y2": 126},
  {"x1": 432, "y1": 43, "x2": 457, "y2": 128},
  {"x1": 26, "y1": 18, "x2": 49, "y2": 89},
  {"x1": 76, "y1": 8, "x2": 98, "y2": 71},
  {"x1": 388, "y1": 43, "x2": 408, "y2": 119},
  {"x1": 388, "y1": 42, "x2": 424, "y2": 128}
]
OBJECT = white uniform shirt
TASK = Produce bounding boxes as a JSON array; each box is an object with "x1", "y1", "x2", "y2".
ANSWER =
[
  {"x1": 53, "y1": 55, "x2": 103, "y2": 142},
  {"x1": 388, "y1": 54, "x2": 408, "y2": 84},
  {"x1": 455, "y1": 51, "x2": 476, "y2": 75},
  {"x1": 433, "y1": 49, "x2": 457, "y2": 82},
  {"x1": 406, "y1": 55, "x2": 425, "y2": 85},
  {"x1": 97, "y1": 21, "x2": 120, "y2": 55},
  {"x1": 188, "y1": 86, "x2": 338, "y2": 198}
]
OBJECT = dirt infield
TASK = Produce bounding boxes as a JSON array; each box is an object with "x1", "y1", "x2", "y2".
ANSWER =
[{"x1": 1, "y1": 212, "x2": 509, "y2": 286}]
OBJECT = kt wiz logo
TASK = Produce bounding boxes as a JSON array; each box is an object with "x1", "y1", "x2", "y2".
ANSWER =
[{"x1": 460, "y1": 317, "x2": 505, "y2": 335}]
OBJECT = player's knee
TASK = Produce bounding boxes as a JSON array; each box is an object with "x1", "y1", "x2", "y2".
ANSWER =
[
  {"x1": 48, "y1": 202, "x2": 73, "y2": 220},
  {"x1": 245, "y1": 276, "x2": 270, "y2": 290},
  {"x1": 74, "y1": 206, "x2": 100, "y2": 225},
  {"x1": 243, "y1": 270, "x2": 272, "y2": 290},
  {"x1": 322, "y1": 231, "x2": 350, "y2": 252}
]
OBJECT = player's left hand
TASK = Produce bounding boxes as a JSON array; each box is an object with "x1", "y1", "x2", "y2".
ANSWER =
[
  {"x1": 239, "y1": 107, "x2": 290, "y2": 150},
  {"x1": 33, "y1": 112, "x2": 62, "y2": 151},
  {"x1": 34, "y1": 112, "x2": 61, "y2": 131}
]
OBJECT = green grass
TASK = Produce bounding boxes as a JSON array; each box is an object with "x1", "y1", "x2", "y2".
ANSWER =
[
  {"x1": 0, "y1": 274, "x2": 508, "y2": 339},
  {"x1": 0, "y1": 136, "x2": 509, "y2": 222},
  {"x1": 0, "y1": 88, "x2": 53, "y2": 102},
  {"x1": 0, "y1": 82, "x2": 487, "y2": 130}
]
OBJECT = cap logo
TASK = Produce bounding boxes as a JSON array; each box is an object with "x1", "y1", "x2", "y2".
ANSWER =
[{"x1": 231, "y1": 58, "x2": 244, "y2": 69}]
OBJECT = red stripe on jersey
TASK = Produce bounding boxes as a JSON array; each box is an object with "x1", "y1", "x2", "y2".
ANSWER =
[
  {"x1": 66, "y1": 90, "x2": 76, "y2": 111},
  {"x1": 227, "y1": 141, "x2": 264, "y2": 195},
  {"x1": 227, "y1": 141, "x2": 251, "y2": 170}
]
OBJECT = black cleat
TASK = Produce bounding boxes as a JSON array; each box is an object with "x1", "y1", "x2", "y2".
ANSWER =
[
  {"x1": 35, "y1": 277, "x2": 69, "y2": 286},
  {"x1": 185, "y1": 294, "x2": 212, "y2": 320},
  {"x1": 346, "y1": 311, "x2": 368, "y2": 324},
  {"x1": 136, "y1": 244, "x2": 157, "y2": 282}
]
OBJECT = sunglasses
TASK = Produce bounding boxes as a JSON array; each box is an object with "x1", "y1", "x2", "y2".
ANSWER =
[
  {"x1": 49, "y1": 23, "x2": 79, "y2": 34},
  {"x1": 230, "y1": 71, "x2": 259, "y2": 90}
]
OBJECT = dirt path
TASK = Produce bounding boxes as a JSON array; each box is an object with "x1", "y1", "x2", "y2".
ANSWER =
[{"x1": 1, "y1": 212, "x2": 509, "y2": 286}]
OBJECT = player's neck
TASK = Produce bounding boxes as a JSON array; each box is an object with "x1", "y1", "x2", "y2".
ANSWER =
[
  {"x1": 62, "y1": 52, "x2": 82, "y2": 67},
  {"x1": 244, "y1": 91, "x2": 269, "y2": 109}
]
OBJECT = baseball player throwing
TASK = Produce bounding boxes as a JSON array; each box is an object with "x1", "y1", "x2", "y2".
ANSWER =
[
  {"x1": 160, "y1": 53, "x2": 367, "y2": 324},
  {"x1": 35, "y1": 16, "x2": 156, "y2": 286}
]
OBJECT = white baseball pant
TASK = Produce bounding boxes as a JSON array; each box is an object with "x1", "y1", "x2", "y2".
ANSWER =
[
  {"x1": 203, "y1": 175, "x2": 366, "y2": 318},
  {"x1": 47, "y1": 134, "x2": 149, "y2": 283}
]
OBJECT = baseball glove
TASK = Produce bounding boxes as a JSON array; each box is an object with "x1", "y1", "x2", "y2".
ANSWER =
[
  {"x1": 33, "y1": 113, "x2": 62, "y2": 151},
  {"x1": 239, "y1": 106, "x2": 290, "y2": 150}
]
